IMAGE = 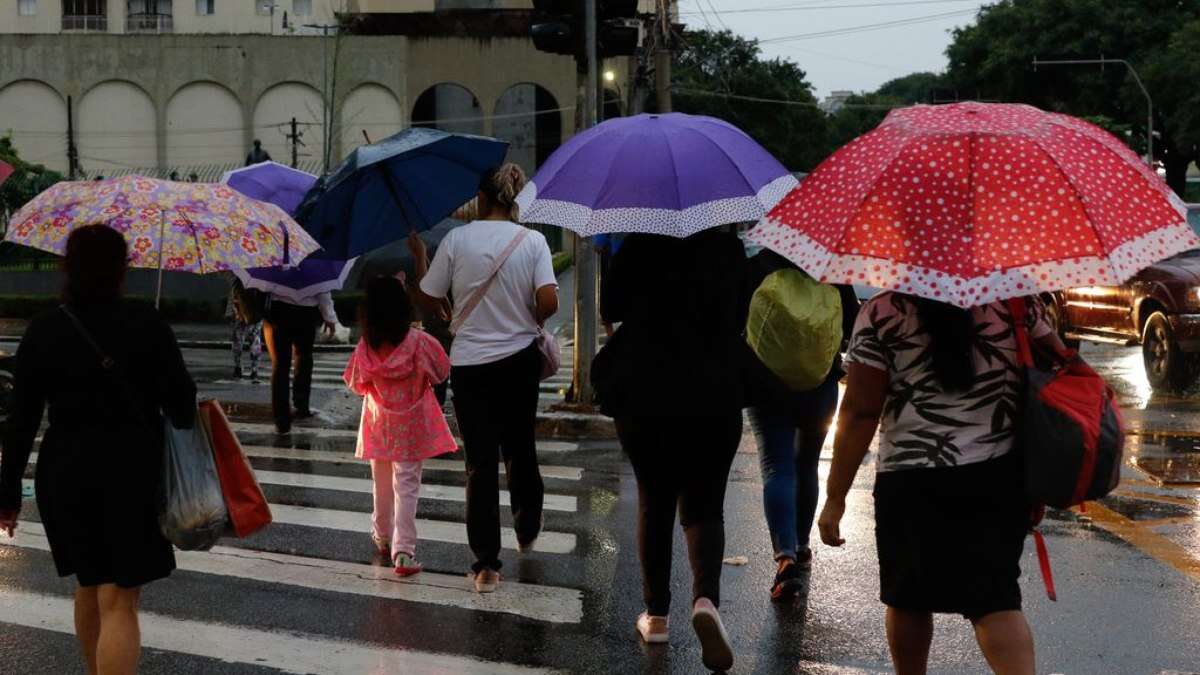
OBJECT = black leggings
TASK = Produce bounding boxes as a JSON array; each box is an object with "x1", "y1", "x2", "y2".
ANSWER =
[
  {"x1": 451, "y1": 342, "x2": 544, "y2": 572},
  {"x1": 616, "y1": 412, "x2": 743, "y2": 616},
  {"x1": 263, "y1": 302, "x2": 318, "y2": 429}
]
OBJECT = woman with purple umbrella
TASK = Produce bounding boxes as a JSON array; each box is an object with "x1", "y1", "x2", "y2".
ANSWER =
[{"x1": 521, "y1": 113, "x2": 799, "y2": 672}]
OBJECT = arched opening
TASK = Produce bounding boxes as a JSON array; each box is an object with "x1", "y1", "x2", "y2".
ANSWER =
[
  {"x1": 494, "y1": 83, "x2": 562, "y2": 174},
  {"x1": 411, "y1": 83, "x2": 484, "y2": 136}
]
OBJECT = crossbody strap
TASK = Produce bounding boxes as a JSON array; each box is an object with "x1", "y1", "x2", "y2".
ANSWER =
[
  {"x1": 60, "y1": 305, "x2": 150, "y2": 424},
  {"x1": 449, "y1": 227, "x2": 531, "y2": 335},
  {"x1": 1006, "y1": 297, "x2": 1035, "y2": 370}
]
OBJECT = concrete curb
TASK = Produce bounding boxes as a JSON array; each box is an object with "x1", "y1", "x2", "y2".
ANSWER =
[
  {"x1": 179, "y1": 340, "x2": 354, "y2": 353},
  {"x1": 535, "y1": 411, "x2": 617, "y2": 440}
]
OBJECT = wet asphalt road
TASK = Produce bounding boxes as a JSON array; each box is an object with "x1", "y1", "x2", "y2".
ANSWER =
[{"x1": 1, "y1": 339, "x2": 1199, "y2": 674}]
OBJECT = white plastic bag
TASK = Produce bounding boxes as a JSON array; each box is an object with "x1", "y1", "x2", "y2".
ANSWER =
[{"x1": 159, "y1": 416, "x2": 228, "y2": 551}]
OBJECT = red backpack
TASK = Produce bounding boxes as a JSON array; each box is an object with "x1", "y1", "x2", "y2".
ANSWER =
[{"x1": 1009, "y1": 297, "x2": 1126, "y2": 599}]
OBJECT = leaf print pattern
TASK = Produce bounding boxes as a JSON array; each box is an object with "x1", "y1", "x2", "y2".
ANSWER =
[{"x1": 845, "y1": 292, "x2": 1053, "y2": 472}]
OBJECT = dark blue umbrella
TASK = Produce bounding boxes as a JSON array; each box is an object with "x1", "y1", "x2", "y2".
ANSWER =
[{"x1": 297, "y1": 128, "x2": 509, "y2": 259}]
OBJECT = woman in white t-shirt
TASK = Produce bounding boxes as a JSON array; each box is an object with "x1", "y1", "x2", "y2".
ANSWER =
[
  {"x1": 817, "y1": 293, "x2": 1064, "y2": 675},
  {"x1": 413, "y1": 164, "x2": 559, "y2": 593}
]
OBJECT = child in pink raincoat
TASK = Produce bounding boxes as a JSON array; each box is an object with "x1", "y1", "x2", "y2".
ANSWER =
[{"x1": 343, "y1": 276, "x2": 457, "y2": 576}]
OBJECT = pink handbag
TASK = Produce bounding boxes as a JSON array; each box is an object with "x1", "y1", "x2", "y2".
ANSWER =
[{"x1": 450, "y1": 228, "x2": 560, "y2": 381}]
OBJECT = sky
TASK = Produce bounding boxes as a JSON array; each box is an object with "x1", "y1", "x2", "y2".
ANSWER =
[{"x1": 676, "y1": 0, "x2": 991, "y2": 99}]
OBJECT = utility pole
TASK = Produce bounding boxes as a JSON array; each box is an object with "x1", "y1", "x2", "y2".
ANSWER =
[
  {"x1": 654, "y1": 0, "x2": 672, "y2": 113},
  {"x1": 286, "y1": 117, "x2": 304, "y2": 168},
  {"x1": 571, "y1": 0, "x2": 600, "y2": 407},
  {"x1": 305, "y1": 23, "x2": 340, "y2": 172},
  {"x1": 66, "y1": 95, "x2": 79, "y2": 180},
  {"x1": 1033, "y1": 56, "x2": 1154, "y2": 165}
]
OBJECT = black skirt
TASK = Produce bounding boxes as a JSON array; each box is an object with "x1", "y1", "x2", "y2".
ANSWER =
[
  {"x1": 36, "y1": 426, "x2": 176, "y2": 589},
  {"x1": 873, "y1": 453, "x2": 1027, "y2": 621}
]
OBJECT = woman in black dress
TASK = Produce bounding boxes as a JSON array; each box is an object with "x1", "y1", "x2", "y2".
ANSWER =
[{"x1": 0, "y1": 225, "x2": 196, "y2": 675}]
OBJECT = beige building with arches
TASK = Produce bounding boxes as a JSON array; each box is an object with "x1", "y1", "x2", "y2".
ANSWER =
[{"x1": 0, "y1": 1, "x2": 640, "y2": 179}]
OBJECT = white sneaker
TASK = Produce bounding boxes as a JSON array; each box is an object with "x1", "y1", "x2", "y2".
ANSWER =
[
  {"x1": 636, "y1": 612, "x2": 669, "y2": 644},
  {"x1": 691, "y1": 598, "x2": 733, "y2": 672},
  {"x1": 474, "y1": 568, "x2": 500, "y2": 593}
]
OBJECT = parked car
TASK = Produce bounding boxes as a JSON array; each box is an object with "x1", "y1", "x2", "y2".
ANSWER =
[{"x1": 1048, "y1": 204, "x2": 1200, "y2": 392}]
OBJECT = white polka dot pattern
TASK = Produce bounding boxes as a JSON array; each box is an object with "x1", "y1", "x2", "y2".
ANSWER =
[{"x1": 749, "y1": 102, "x2": 1199, "y2": 308}]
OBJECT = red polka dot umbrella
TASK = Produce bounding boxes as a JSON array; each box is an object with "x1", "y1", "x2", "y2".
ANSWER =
[{"x1": 749, "y1": 102, "x2": 1199, "y2": 308}]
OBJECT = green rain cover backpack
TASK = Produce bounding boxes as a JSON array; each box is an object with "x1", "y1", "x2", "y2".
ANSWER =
[{"x1": 746, "y1": 269, "x2": 843, "y2": 392}]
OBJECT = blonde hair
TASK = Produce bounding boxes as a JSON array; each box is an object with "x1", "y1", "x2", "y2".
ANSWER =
[{"x1": 478, "y1": 163, "x2": 527, "y2": 221}]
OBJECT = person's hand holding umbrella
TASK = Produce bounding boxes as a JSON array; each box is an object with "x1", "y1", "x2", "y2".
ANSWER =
[{"x1": 407, "y1": 230, "x2": 450, "y2": 322}]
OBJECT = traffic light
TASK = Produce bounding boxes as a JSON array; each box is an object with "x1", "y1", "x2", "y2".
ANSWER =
[
  {"x1": 530, "y1": 0, "x2": 576, "y2": 56},
  {"x1": 530, "y1": 0, "x2": 641, "y2": 60}
]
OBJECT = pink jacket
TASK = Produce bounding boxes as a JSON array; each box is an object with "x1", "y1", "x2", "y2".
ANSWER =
[{"x1": 343, "y1": 329, "x2": 457, "y2": 462}]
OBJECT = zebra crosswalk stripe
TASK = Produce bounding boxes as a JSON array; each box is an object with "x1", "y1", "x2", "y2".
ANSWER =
[
  {"x1": 254, "y1": 470, "x2": 578, "y2": 512},
  {"x1": 270, "y1": 503, "x2": 577, "y2": 554},
  {"x1": 6, "y1": 522, "x2": 583, "y2": 624},
  {"x1": 241, "y1": 445, "x2": 585, "y2": 480},
  {"x1": 0, "y1": 588, "x2": 565, "y2": 673}
]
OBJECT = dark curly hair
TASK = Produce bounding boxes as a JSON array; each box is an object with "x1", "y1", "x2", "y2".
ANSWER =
[{"x1": 64, "y1": 224, "x2": 128, "y2": 305}]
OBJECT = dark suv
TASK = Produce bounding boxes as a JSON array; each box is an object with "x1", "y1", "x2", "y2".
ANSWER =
[{"x1": 1049, "y1": 205, "x2": 1200, "y2": 392}]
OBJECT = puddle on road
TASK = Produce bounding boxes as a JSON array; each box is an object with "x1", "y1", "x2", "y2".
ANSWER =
[{"x1": 1129, "y1": 433, "x2": 1200, "y2": 486}]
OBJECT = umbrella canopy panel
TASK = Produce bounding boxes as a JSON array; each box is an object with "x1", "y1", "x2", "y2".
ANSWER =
[{"x1": 298, "y1": 128, "x2": 509, "y2": 259}]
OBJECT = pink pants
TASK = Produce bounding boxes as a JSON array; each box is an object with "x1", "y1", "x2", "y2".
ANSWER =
[{"x1": 370, "y1": 459, "x2": 423, "y2": 558}]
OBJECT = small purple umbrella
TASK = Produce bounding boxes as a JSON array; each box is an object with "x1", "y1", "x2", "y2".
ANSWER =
[
  {"x1": 221, "y1": 162, "x2": 355, "y2": 299},
  {"x1": 515, "y1": 113, "x2": 797, "y2": 238},
  {"x1": 232, "y1": 256, "x2": 357, "y2": 304},
  {"x1": 222, "y1": 162, "x2": 318, "y2": 217}
]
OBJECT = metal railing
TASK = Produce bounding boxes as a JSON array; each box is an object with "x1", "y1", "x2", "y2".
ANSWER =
[
  {"x1": 61, "y1": 14, "x2": 108, "y2": 31},
  {"x1": 125, "y1": 12, "x2": 173, "y2": 32}
]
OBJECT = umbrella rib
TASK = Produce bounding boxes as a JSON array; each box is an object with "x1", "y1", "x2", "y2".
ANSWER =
[{"x1": 822, "y1": 128, "x2": 915, "y2": 283}]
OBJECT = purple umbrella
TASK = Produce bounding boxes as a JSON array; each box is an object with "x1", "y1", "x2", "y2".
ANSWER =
[
  {"x1": 222, "y1": 162, "x2": 355, "y2": 300},
  {"x1": 232, "y1": 256, "x2": 357, "y2": 304},
  {"x1": 221, "y1": 162, "x2": 317, "y2": 217},
  {"x1": 515, "y1": 113, "x2": 797, "y2": 238}
]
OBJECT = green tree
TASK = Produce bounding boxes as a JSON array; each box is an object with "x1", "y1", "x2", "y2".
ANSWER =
[
  {"x1": 944, "y1": 0, "x2": 1200, "y2": 196},
  {"x1": 824, "y1": 93, "x2": 903, "y2": 154},
  {"x1": 0, "y1": 135, "x2": 64, "y2": 231},
  {"x1": 668, "y1": 29, "x2": 829, "y2": 171},
  {"x1": 876, "y1": 72, "x2": 945, "y2": 104}
]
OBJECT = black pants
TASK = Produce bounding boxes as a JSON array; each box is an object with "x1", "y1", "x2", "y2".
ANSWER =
[
  {"x1": 615, "y1": 412, "x2": 743, "y2": 616},
  {"x1": 263, "y1": 302, "x2": 318, "y2": 430},
  {"x1": 451, "y1": 342, "x2": 544, "y2": 572}
]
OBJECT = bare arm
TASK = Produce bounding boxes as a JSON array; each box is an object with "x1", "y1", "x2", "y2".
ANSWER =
[
  {"x1": 817, "y1": 362, "x2": 888, "y2": 547},
  {"x1": 535, "y1": 284, "x2": 559, "y2": 326},
  {"x1": 408, "y1": 232, "x2": 450, "y2": 321}
]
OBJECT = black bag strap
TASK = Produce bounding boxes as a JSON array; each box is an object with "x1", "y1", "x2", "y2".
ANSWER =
[{"x1": 60, "y1": 305, "x2": 151, "y2": 424}]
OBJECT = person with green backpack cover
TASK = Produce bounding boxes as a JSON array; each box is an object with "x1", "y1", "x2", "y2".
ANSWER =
[{"x1": 742, "y1": 245, "x2": 859, "y2": 601}]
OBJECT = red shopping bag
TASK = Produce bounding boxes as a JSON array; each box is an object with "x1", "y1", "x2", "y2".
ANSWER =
[{"x1": 199, "y1": 400, "x2": 273, "y2": 538}]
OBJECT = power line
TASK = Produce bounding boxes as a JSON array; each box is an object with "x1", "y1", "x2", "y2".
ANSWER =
[
  {"x1": 680, "y1": 0, "x2": 980, "y2": 16},
  {"x1": 759, "y1": 7, "x2": 979, "y2": 42},
  {"x1": 674, "y1": 86, "x2": 904, "y2": 109}
]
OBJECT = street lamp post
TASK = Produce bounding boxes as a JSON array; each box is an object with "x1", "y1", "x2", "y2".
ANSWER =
[{"x1": 1033, "y1": 56, "x2": 1154, "y2": 166}]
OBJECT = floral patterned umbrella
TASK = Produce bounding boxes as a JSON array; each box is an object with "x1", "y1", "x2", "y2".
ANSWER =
[
  {"x1": 750, "y1": 102, "x2": 1199, "y2": 308},
  {"x1": 7, "y1": 175, "x2": 320, "y2": 273},
  {"x1": 7, "y1": 175, "x2": 321, "y2": 306}
]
